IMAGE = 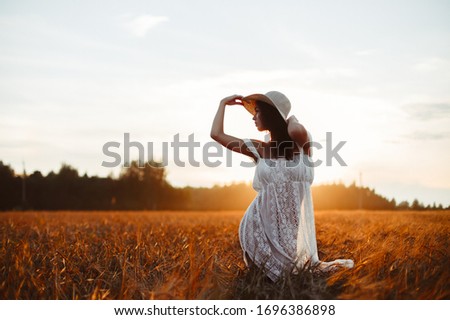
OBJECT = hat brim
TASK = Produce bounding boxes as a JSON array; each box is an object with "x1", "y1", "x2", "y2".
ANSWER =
[{"x1": 241, "y1": 93, "x2": 287, "y2": 122}]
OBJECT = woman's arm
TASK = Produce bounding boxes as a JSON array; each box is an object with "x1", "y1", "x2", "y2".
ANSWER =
[
  {"x1": 210, "y1": 95, "x2": 260, "y2": 160},
  {"x1": 287, "y1": 115, "x2": 310, "y2": 156}
]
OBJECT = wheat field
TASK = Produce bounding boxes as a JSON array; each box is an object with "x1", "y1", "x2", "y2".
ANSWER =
[{"x1": 0, "y1": 210, "x2": 448, "y2": 299}]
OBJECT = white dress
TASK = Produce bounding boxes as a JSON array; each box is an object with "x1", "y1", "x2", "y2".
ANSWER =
[{"x1": 239, "y1": 135, "x2": 354, "y2": 281}]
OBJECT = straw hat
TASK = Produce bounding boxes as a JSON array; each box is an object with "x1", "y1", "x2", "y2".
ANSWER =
[{"x1": 242, "y1": 91, "x2": 291, "y2": 122}]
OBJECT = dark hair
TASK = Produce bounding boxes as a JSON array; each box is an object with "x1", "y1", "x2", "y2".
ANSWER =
[{"x1": 256, "y1": 100, "x2": 295, "y2": 160}]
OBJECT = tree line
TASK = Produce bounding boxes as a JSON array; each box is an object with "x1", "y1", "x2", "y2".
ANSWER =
[{"x1": 0, "y1": 160, "x2": 447, "y2": 211}]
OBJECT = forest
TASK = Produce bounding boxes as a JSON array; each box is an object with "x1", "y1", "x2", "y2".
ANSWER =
[{"x1": 0, "y1": 160, "x2": 446, "y2": 211}]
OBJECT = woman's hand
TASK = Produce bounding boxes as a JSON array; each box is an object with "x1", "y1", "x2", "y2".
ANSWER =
[
  {"x1": 287, "y1": 114, "x2": 309, "y2": 153},
  {"x1": 211, "y1": 94, "x2": 253, "y2": 158},
  {"x1": 287, "y1": 115, "x2": 299, "y2": 125},
  {"x1": 220, "y1": 94, "x2": 244, "y2": 106},
  {"x1": 287, "y1": 115, "x2": 301, "y2": 136},
  {"x1": 211, "y1": 94, "x2": 244, "y2": 142}
]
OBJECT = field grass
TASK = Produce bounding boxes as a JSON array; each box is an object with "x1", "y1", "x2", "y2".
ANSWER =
[{"x1": 0, "y1": 210, "x2": 448, "y2": 299}]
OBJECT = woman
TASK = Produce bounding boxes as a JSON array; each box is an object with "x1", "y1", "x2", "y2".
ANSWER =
[{"x1": 210, "y1": 91, "x2": 354, "y2": 282}]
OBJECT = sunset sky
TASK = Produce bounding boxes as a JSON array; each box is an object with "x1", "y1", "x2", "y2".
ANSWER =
[{"x1": 1, "y1": 0, "x2": 449, "y2": 206}]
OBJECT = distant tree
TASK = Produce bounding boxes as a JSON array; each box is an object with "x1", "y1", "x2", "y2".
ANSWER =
[
  {"x1": 0, "y1": 161, "x2": 21, "y2": 210},
  {"x1": 27, "y1": 170, "x2": 44, "y2": 209},
  {"x1": 312, "y1": 183, "x2": 396, "y2": 210},
  {"x1": 390, "y1": 198, "x2": 396, "y2": 207},
  {"x1": 58, "y1": 164, "x2": 79, "y2": 179},
  {"x1": 116, "y1": 160, "x2": 170, "y2": 210},
  {"x1": 397, "y1": 201, "x2": 410, "y2": 210},
  {"x1": 411, "y1": 199, "x2": 424, "y2": 211}
]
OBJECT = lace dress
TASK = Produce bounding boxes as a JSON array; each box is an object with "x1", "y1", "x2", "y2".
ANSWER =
[{"x1": 239, "y1": 135, "x2": 354, "y2": 281}]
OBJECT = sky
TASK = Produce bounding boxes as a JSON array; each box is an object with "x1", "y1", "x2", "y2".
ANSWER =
[{"x1": 1, "y1": 0, "x2": 449, "y2": 206}]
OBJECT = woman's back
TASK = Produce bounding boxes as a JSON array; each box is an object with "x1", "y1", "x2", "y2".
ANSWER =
[{"x1": 243, "y1": 132, "x2": 314, "y2": 192}]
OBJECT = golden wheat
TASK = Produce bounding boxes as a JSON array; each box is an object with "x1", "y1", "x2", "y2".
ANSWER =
[{"x1": 0, "y1": 210, "x2": 448, "y2": 299}]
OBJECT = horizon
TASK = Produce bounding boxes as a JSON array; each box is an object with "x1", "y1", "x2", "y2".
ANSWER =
[
  {"x1": 1, "y1": 158, "x2": 446, "y2": 208},
  {"x1": 1, "y1": 0, "x2": 449, "y2": 207}
]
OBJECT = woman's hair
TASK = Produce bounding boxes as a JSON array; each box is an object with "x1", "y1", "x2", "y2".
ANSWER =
[{"x1": 256, "y1": 100, "x2": 295, "y2": 160}]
